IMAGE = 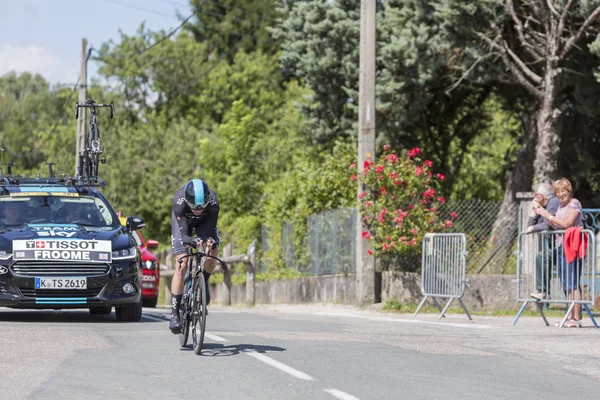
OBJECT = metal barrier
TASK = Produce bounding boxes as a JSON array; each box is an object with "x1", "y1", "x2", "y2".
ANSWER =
[
  {"x1": 513, "y1": 229, "x2": 598, "y2": 328},
  {"x1": 414, "y1": 233, "x2": 471, "y2": 320}
]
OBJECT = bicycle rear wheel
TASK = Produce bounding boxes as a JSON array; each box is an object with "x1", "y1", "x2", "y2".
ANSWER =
[
  {"x1": 178, "y1": 287, "x2": 192, "y2": 347},
  {"x1": 191, "y1": 270, "x2": 207, "y2": 355}
]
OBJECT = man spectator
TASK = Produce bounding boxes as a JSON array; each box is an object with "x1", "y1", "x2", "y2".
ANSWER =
[{"x1": 527, "y1": 182, "x2": 561, "y2": 300}]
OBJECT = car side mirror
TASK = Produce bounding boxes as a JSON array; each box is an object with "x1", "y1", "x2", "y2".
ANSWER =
[
  {"x1": 126, "y1": 216, "x2": 145, "y2": 232},
  {"x1": 146, "y1": 239, "x2": 159, "y2": 250}
]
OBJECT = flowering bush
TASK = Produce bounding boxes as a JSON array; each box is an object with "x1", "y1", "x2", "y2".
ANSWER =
[{"x1": 350, "y1": 145, "x2": 456, "y2": 270}]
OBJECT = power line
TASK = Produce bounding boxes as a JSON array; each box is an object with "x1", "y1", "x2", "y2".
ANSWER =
[
  {"x1": 92, "y1": 0, "x2": 207, "y2": 62},
  {"x1": 154, "y1": 0, "x2": 278, "y2": 23},
  {"x1": 166, "y1": 23, "x2": 261, "y2": 99},
  {"x1": 99, "y1": 0, "x2": 175, "y2": 18}
]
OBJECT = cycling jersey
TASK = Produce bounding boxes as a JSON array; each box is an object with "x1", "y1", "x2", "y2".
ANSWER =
[{"x1": 171, "y1": 184, "x2": 220, "y2": 255}]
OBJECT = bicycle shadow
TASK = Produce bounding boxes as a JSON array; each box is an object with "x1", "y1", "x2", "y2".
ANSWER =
[{"x1": 182, "y1": 343, "x2": 286, "y2": 357}]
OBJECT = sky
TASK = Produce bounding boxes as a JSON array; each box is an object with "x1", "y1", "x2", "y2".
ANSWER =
[{"x1": 0, "y1": 0, "x2": 194, "y2": 85}]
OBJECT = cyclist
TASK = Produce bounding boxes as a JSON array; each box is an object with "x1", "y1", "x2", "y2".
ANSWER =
[{"x1": 169, "y1": 178, "x2": 220, "y2": 333}]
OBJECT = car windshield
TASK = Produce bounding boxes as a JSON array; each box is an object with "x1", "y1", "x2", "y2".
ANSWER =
[{"x1": 0, "y1": 194, "x2": 120, "y2": 229}]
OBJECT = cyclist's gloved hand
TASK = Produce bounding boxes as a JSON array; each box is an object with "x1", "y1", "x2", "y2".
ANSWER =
[{"x1": 192, "y1": 237, "x2": 203, "y2": 249}]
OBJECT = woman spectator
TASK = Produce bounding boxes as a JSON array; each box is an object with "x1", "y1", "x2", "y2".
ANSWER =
[{"x1": 535, "y1": 178, "x2": 584, "y2": 327}]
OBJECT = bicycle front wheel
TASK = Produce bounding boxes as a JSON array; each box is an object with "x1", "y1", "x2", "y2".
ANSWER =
[{"x1": 191, "y1": 270, "x2": 207, "y2": 355}]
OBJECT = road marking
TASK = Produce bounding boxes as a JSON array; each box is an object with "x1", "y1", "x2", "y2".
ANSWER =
[
  {"x1": 314, "y1": 312, "x2": 493, "y2": 329},
  {"x1": 242, "y1": 349, "x2": 317, "y2": 381},
  {"x1": 324, "y1": 389, "x2": 360, "y2": 400},
  {"x1": 205, "y1": 333, "x2": 228, "y2": 342}
]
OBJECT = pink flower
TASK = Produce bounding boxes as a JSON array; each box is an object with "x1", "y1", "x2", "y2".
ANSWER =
[
  {"x1": 383, "y1": 144, "x2": 390, "y2": 151},
  {"x1": 410, "y1": 229, "x2": 417, "y2": 235},
  {"x1": 436, "y1": 173, "x2": 445, "y2": 182},
  {"x1": 408, "y1": 147, "x2": 421, "y2": 158},
  {"x1": 450, "y1": 211, "x2": 458, "y2": 219},
  {"x1": 389, "y1": 171, "x2": 399, "y2": 180},
  {"x1": 362, "y1": 231, "x2": 371, "y2": 239},
  {"x1": 365, "y1": 201, "x2": 372, "y2": 207},
  {"x1": 367, "y1": 249, "x2": 373, "y2": 255},
  {"x1": 423, "y1": 188, "x2": 436, "y2": 198},
  {"x1": 376, "y1": 165, "x2": 384, "y2": 174},
  {"x1": 415, "y1": 166, "x2": 423, "y2": 176},
  {"x1": 408, "y1": 204, "x2": 414, "y2": 210},
  {"x1": 349, "y1": 163, "x2": 356, "y2": 169},
  {"x1": 444, "y1": 220, "x2": 453, "y2": 228},
  {"x1": 437, "y1": 197, "x2": 445, "y2": 203},
  {"x1": 387, "y1": 154, "x2": 398, "y2": 164},
  {"x1": 349, "y1": 174, "x2": 357, "y2": 181},
  {"x1": 358, "y1": 191, "x2": 367, "y2": 199},
  {"x1": 386, "y1": 236, "x2": 391, "y2": 241},
  {"x1": 425, "y1": 160, "x2": 433, "y2": 168},
  {"x1": 380, "y1": 187, "x2": 387, "y2": 194},
  {"x1": 382, "y1": 243, "x2": 389, "y2": 251}
]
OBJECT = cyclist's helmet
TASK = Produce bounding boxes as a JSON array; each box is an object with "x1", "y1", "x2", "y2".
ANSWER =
[{"x1": 184, "y1": 179, "x2": 211, "y2": 211}]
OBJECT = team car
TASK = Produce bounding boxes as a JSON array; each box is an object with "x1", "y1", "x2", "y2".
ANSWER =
[{"x1": 0, "y1": 177, "x2": 145, "y2": 322}]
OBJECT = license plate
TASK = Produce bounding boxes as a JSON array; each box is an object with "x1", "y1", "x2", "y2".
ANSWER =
[{"x1": 35, "y1": 277, "x2": 87, "y2": 289}]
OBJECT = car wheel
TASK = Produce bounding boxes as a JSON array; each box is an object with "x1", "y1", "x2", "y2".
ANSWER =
[
  {"x1": 115, "y1": 298, "x2": 143, "y2": 322},
  {"x1": 89, "y1": 306, "x2": 112, "y2": 315},
  {"x1": 143, "y1": 297, "x2": 158, "y2": 308}
]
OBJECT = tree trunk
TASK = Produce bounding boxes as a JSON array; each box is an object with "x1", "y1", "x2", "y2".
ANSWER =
[
  {"x1": 533, "y1": 72, "x2": 562, "y2": 184},
  {"x1": 480, "y1": 112, "x2": 537, "y2": 273}
]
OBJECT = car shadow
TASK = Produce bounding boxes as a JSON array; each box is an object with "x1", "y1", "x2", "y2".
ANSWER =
[
  {"x1": 0, "y1": 309, "x2": 165, "y2": 323},
  {"x1": 182, "y1": 343, "x2": 286, "y2": 357}
]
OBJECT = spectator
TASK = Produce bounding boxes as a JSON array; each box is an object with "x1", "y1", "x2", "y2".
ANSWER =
[
  {"x1": 527, "y1": 182, "x2": 561, "y2": 300},
  {"x1": 534, "y1": 178, "x2": 584, "y2": 327}
]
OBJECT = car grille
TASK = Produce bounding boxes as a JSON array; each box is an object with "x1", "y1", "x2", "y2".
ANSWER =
[
  {"x1": 10, "y1": 262, "x2": 110, "y2": 277},
  {"x1": 19, "y1": 288, "x2": 102, "y2": 297}
]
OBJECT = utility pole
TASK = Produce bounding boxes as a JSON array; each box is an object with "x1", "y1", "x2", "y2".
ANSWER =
[
  {"x1": 75, "y1": 38, "x2": 88, "y2": 176},
  {"x1": 355, "y1": 0, "x2": 376, "y2": 307}
]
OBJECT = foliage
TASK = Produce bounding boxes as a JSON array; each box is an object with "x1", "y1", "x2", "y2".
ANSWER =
[
  {"x1": 354, "y1": 144, "x2": 454, "y2": 269},
  {"x1": 262, "y1": 139, "x2": 357, "y2": 270}
]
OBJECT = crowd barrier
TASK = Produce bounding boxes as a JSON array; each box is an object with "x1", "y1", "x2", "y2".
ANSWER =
[
  {"x1": 414, "y1": 233, "x2": 471, "y2": 320},
  {"x1": 513, "y1": 229, "x2": 598, "y2": 328}
]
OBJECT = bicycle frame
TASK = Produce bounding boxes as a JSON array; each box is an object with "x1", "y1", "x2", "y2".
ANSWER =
[{"x1": 75, "y1": 99, "x2": 114, "y2": 179}]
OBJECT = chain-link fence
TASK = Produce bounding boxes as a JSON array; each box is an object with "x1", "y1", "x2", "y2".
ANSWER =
[
  {"x1": 260, "y1": 200, "x2": 522, "y2": 276},
  {"x1": 440, "y1": 200, "x2": 519, "y2": 274}
]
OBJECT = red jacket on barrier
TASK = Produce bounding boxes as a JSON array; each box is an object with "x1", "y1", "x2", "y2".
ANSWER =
[{"x1": 564, "y1": 226, "x2": 588, "y2": 264}]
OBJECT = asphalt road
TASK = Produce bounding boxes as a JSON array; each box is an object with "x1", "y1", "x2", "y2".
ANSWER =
[{"x1": 1, "y1": 304, "x2": 599, "y2": 400}]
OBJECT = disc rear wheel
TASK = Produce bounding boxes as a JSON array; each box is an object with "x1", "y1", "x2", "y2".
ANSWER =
[{"x1": 178, "y1": 294, "x2": 191, "y2": 347}]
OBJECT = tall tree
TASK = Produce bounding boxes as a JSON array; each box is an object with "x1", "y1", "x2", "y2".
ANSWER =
[{"x1": 446, "y1": 0, "x2": 600, "y2": 184}]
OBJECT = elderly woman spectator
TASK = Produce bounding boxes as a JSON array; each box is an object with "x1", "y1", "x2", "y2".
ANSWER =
[{"x1": 534, "y1": 178, "x2": 583, "y2": 327}]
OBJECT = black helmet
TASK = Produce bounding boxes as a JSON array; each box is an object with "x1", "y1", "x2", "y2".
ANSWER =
[{"x1": 184, "y1": 179, "x2": 211, "y2": 211}]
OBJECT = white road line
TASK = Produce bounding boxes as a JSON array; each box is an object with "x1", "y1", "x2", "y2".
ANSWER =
[
  {"x1": 242, "y1": 349, "x2": 317, "y2": 381},
  {"x1": 324, "y1": 389, "x2": 360, "y2": 400},
  {"x1": 314, "y1": 312, "x2": 493, "y2": 329},
  {"x1": 205, "y1": 333, "x2": 228, "y2": 342}
]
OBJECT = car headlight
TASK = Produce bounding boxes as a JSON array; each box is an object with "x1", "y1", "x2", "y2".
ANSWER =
[
  {"x1": 0, "y1": 251, "x2": 12, "y2": 260},
  {"x1": 112, "y1": 246, "x2": 137, "y2": 260},
  {"x1": 144, "y1": 260, "x2": 157, "y2": 270}
]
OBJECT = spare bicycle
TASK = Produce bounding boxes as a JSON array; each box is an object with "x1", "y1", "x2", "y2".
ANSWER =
[
  {"x1": 176, "y1": 242, "x2": 226, "y2": 355},
  {"x1": 75, "y1": 99, "x2": 114, "y2": 179}
]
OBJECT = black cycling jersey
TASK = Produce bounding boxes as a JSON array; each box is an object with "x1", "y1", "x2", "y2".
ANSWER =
[{"x1": 171, "y1": 184, "x2": 220, "y2": 256}]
